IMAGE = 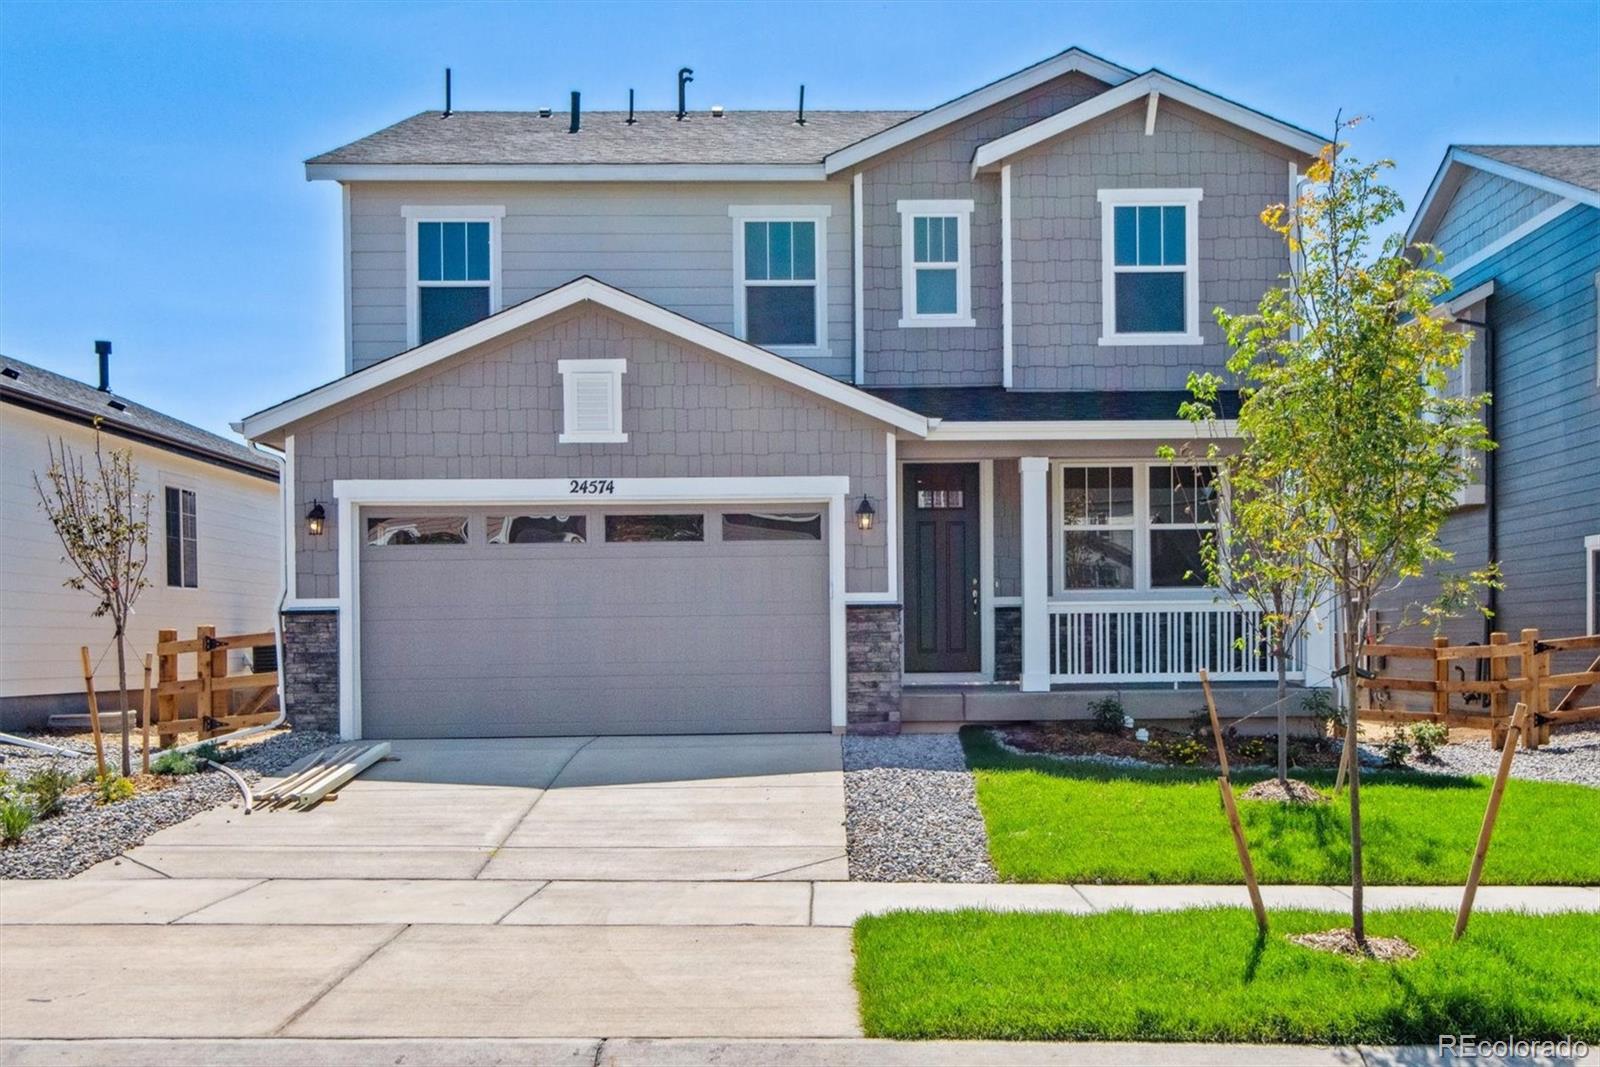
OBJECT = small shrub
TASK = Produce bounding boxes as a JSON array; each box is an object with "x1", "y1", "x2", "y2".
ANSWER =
[
  {"x1": 0, "y1": 796, "x2": 36, "y2": 845},
  {"x1": 1302, "y1": 689, "x2": 1342, "y2": 736},
  {"x1": 22, "y1": 765, "x2": 75, "y2": 817},
  {"x1": 1409, "y1": 722, "x2": 1449, "y2": 760},
  {"x1": 190, "y1": 741, "x2": 238, "y2": 764},
  {"x1": 1237, "y1": 737, "x2": 1269, "y2": 763},
  {"x1": 151, "y1": 749, "x2": 201, "y2": 776},
  {"x1": 1088, "y1": 697, "x2": 1124, "y2": 734},
  {"x1": 1151, "y1": 737, "x2": 1207, "y2": 765},
  {"x1": 1380, "y1": 730, "x2": 1412, "y2": 769},
  {"x1": 94, "y1": 772, "x2": 136, "y2": 805}
]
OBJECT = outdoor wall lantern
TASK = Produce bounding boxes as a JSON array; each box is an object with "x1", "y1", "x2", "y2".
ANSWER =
[
  {"x1": 855, "y1": 494, "x2": 876, "y2": 532},
  {"x1": 305, "y1": 500, "x2": 326, "y2": 536}
]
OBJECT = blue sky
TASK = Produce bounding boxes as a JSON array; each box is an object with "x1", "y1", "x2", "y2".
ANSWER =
[{"x1": 2, "y1": 0, "x2": 1596, "y2": 437}]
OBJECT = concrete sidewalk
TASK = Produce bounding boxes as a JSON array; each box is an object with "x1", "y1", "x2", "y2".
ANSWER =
[{"x1": 0, "y1": 1037, "x2": 1560, "y2": 1066}]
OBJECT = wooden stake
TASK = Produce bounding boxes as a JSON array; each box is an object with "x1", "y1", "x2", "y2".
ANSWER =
[
  {"x1": 1220, "y1": 776, "x2": 1269, "y2": 934},
  {"x1": 1198, "y1": 668, "x2": 1229, "y2": 775},
  {"x1": 79, "y1": 646, "x2": 106, "y2": 777},
  {"x1": 1455, "y1": 701, "x2": 1530, "y2": 941},
  {"x1": 140, "y1": 652, "x2": 154, "y2": 774}
]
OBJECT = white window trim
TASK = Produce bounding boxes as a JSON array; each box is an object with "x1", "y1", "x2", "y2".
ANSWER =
[
  {"x1": 1049, "y1": 459, "x2": 1220, "y2": 598},
  {"x1": 728, "y1": 204, "x2": 831, "y2": 358},
  {"x1": 556, "y1": 358, "x2": 628, "y2": 444},
  {"x1": 896, "y1": 199, "x2": 976, "y2": 328},
  {"x1": 1587, "y1": 533, "x2": 1600, "y2": 635},
  {"x1": 1096, "y1": 188, "x2": 1203, "y2": 347},
  {"x1": 159, "y1": 476, "x2": 200, "y2": 590},
  {"x1": 402, "y1": 205, "x2": 506, "y2": 350}
]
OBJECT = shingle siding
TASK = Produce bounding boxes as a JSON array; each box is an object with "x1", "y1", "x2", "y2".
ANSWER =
[
  {"x1": 1008, "y1": 100, "x2": 1298, "y2": 391},
  {"x1": 1429, "y1": 168, "x2": 1562, "y2": 267},
  {"x1": 289, "y1": 304, "x2": 892, "y2": 598}
]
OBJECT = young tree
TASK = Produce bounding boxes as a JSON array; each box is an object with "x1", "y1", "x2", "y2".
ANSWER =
[
  {"x1": 1213, "y1": 119, "x2": 1493, "y2": 947},
  {"x1": 34, "y1": 430, "x2": 152, "y2": 776}
]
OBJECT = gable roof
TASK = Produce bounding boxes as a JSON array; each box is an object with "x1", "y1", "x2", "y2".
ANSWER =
[
  {"x1": 1, "y1": 355, "x2": 276, "y2": 479},
  {"x1": 970, "y1": 69, "x2": 1324, "y2": 175},
  {"x1": 1407, "y1": 145, "x2": 1600, "y2": 248},
  {"x1": 238, "y1": 277, "x2": 930, "y2": 442}
]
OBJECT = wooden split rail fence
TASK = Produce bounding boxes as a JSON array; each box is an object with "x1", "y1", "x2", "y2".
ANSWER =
[
  {"x1": 1357, "y1": 628, "x2": 1600, "y2": 750},
  {"x1": 154, "y1": 626, "x2": 279, "y2": 746}
]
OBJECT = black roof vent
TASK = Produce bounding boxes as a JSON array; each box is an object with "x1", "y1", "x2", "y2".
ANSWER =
[
  {"x1": 538, "y1": 106, "x2": 552, "y2": 118},
  {"x1": 107, "y1": 399, "x2": 127, "y2": 412},
  {"x1": 1, "y1": 366, "x2": 19, "y2": 380}
]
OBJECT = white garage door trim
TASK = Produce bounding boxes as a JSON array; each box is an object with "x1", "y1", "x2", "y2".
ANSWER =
[{"x1": 333, "y1": 476, "x2": 851, "y2": 739}]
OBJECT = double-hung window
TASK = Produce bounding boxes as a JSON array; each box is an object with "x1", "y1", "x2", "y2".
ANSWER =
[
  {"x1": 730, "y1": 206, "x2": 829, "y2": 352},
  {"x1": 1055, "y1": 462, "x2": 1219, "y2": 593},
  {"x1": 164, "y1": 486, "x2": 198, "y2": 588},
  {"x1": 897, "y1": 200, "x2": 975, "y2": 327},
  {"x1": 403, "y1": 205, "x2": 504, "y2": 347},
  {"x1": 1097, "y1": 189, "x2": 1202, "y2": 345}
]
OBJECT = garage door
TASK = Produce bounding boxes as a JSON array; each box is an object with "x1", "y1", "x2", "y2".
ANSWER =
[{"x1": 357, "y1": 505, "x2": 831, "y2": 737}]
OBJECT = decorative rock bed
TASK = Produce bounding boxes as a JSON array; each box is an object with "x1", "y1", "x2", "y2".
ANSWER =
[
  {"x1": 1399, "y1": 724, "x2": 1600, "y2": 789},
  {"x1": 0, "y1": 729, "x2": 336, "y2": 879},
  {"x1": 843, "y1": 733, "x2": 996, "y2": 883}
]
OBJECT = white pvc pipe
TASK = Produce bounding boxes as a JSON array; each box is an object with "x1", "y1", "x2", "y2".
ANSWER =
[{"x1": 0, "y1": 732, "x2": 82, "y2": 758}]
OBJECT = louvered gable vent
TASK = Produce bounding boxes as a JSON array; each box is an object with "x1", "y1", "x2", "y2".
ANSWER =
[{"x1": 557, "y1": 359, "x2": 627, "y2": 443}]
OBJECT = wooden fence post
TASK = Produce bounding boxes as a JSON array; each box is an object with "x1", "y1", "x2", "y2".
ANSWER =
[
  {"x1": 1488, "y1": 632, "x2": 1509, "y2": 750},
  {"x1": 1432, "y1": 635, "x2": 1449, "y2": 722},
  {"x1": 156, "y1": 628, "x2": 178, "y2": 747},
  {"x1": 78, "y1": 646, "x2": 106, "y2": 777},
  {"x1": 140, "y1": 652, "x2": 153, "y2": 774},
  {"x1": 1456, "y1": 701, "x2": 1530, "y2": 941},
  {"x1": 195, "y1": 625, "x2": 216, "y2": 741},
  {"x1": 1520, "y1": 629, "x2": 1541, "y2": 751}
]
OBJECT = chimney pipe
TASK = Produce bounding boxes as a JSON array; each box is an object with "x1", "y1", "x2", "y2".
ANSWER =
[
  {"x1": 796, "y1": 84, "x2": 806, "y2": 126},
  {"x1": 626, "y1": 88, "x2": 636, "y2": 125},
  {"x1": 677, "y1": 67, "x2": 694, "y2": 121},
  {"x1": 94, "y1": 340, "x2": 112, "y2": 393},
  {"x1": 569, "y1": 90, "x2": 580, "y2": 133},
  {"x1": 443, "y1": 68, "x2": 452, "y2": 117}
]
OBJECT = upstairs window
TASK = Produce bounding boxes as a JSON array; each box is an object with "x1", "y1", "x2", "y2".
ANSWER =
[
  {"x1": 898, "y1": 200, "x2": 975, "y2": 327},
  {"x1": 730, "y1": 206, "x2": 829, "y2": 352},
  {"x1": 403, "y1": 206, "x2": 504, "y2": 347},
  {"x1": 557, "y1": 359, "x2": 627, "y2": 444},
  {"x1": 164, "y1": 487, "x2": 198, "y2": 588},
  {"x1": 1097, "y1": 189, "x2": 1202, "y2": 346}
]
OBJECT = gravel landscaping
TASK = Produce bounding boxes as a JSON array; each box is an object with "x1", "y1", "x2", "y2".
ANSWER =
[
  {"x1": 1398, "y1": 724, "x2": 1600, "y2": 788},
  {"x1": 0, "y1": 729, "x2": 336, "y2": 879},
  {"x1": 843, "y1": 733, "x2": 996, "y2": 883}
]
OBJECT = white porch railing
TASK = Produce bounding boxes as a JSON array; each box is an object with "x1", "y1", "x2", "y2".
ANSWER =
[{"x1": 1049, "y1": 600, "x2": 1306, "y2": 684}]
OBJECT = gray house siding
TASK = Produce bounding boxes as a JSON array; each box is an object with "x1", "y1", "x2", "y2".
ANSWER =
[
  {"x1": 1008, "y1": 100, "x2": 1299, "y2": 391},
  {"x1": 1429, "y1": 168, "x2": 1561, "y2": 267},
  {"x1": 289, "y1": 304, "x2": 892, "y2": 598},
  {"x1": 857, "y1": 71, "x2": 1110, "y2": 387},
  {"x1": 347, "y1": 181, "x2": 854, "y2": 378}
]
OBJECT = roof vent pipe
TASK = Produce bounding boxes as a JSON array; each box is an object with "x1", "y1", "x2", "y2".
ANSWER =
[
  {"x1": 796, "y1": 84, "x2": 806, "y2": 126},
  {"x1": 677, "y1": 67, "x2": 693, "y2": 121},
  {"x1": 626, "y1": 88, "x2": 636, "y2": 125},
  {"x1": 94, "y1": 340, "x2": 111, "y2": 393},
  {"x1": 711, "y1": 105, "x2": 724, "y2": 118},
  {"x1": 569, "y1": 90, "x2": 580, "y2": 133},
  {"x1": 443, "y1": 68, "x2": 452, "y2": 117}
]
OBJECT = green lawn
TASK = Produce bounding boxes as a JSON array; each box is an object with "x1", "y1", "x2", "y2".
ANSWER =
[
  {"x1": 963, "y1": 727, "x2": 1600, "y2": 884},
  {"x1": 855, "y1": 908, "x2": 1600, "y2": 1042}
]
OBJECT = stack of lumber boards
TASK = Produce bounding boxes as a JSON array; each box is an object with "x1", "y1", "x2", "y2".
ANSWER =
[{"x1": 256, "y1": 741, "x2": 391, "y2": 811}]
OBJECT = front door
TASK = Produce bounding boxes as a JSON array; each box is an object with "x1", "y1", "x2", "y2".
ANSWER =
[{"x1": 903, "y1": 463, "x2": 981, "y2": 673}]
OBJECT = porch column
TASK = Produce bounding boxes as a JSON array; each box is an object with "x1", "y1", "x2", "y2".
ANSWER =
[{"x1": 1019, "y1": 457, "x2": 1050, "y2": 692}]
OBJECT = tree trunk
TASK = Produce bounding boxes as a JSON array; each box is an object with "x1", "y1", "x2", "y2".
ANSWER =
[
  {"x1": 1343, "y1": 603, "x2": 1366, "y2": 947},
  {"x1": 1276, "y1": 646, "x2": 1289, "y2": 786},
  {"x1": 114, "y1": 627, "x2": 132, "y2": 777}
]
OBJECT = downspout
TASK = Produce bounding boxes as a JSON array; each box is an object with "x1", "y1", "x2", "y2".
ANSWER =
[
  {"x1": 1454, "y1": 311, "x2": 1498, "y2": 645},
  {"x1": 159, "y1": 438, "x2": 290, "y2": 755}
]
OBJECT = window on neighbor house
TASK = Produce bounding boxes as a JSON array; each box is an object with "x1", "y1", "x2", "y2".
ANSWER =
[
  {"x1": 1098, "y1": 189, "x2": 1202, "y2": 344},
  {"x1": 164, "y1": 487, "x2": 198, "y2": 588},
  {"x1": 1588, "y1": 536, "x2": 1600, "y2": 634},
  {"x1": 898, "y1": 201, "x2": 974, "y2": 326},
  {"x1": 731, "y1": 208, "x2": 828, "y2": 350}
]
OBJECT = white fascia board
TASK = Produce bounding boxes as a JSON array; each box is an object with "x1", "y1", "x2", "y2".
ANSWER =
[
  {"x1": 307, "y1": 163, "x2": 827, "y2": 183},
  {"x1": 823, "y1": 48, "x2": 1135, "y2": 175},
  {"x1": 240, "y1": 277, "x2": 929, "y2": 440},
  {"x1": 1407, "y1": 148, "x2": 1600, "y2": 248},
  {"x1": 1442, "y1": 199, "x2": 1580, "y2": 279},
  {"x1": 971, "y1": 71, "x2": 1325, "y2": 176},
  {"x1": 925, "y1": 419, "x2": 1238, "y2": 442},
  {"x1": 331, "y1": 476, "x2": 850, "y2": 506},
  {"x1": 1427, "y1": 279, "x2": 1497, "y2": 319}
]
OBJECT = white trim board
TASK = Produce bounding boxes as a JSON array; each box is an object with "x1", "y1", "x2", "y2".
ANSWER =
[
  {"x1": 971, "y1": 70, "x2": 1323, "y2": 175},
  {"x1": 331, "y1": 475, "x2": 851, "y2": 739},
  {"x1": 308, "y1": 163, "x2": 828, "y2": 183},
  {"x1": 1407, "y1": 146, "x2": 1600, "y2": 248},
  {"x1": 1441, "y1": 200, "x2": 1580, "y2": 279},
  {"x1": 1587, "y1": 533, "x2": 1600, "y2": 635},
  {"x1": 925, "y1": 419, "x2": 1237, "y2": 442},
  {"x1": 824, "y1": 47, "x2": 1134, "y2": 175},
  {"x1": 240, "y1": 276, "x2": 929, "y2": 441}
]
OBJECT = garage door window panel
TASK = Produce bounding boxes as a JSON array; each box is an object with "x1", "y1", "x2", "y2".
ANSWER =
[
  {"x1": 722, "y1": 512, "x2": 824, "y2": 542},
  {"x1": 366, "y1": 515, "x2": 470, "y2": 546},
  {"x1": 605, "y1": 514, "x2": 705, "y2": 543},
  {"x1": 488, "y1": 514, "x2": 587, "y2": 544}
]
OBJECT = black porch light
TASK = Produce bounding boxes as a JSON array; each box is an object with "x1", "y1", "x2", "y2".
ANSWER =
[
  {"x1": 305, "y1": 500, "x2": 326, "y2": 536},
  {"x1": 855, "y1": 493, "x2": 876, "y2": 532}
]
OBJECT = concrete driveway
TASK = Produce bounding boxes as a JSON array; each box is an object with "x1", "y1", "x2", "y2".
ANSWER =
[{"x1": 113, "y1": 733, "x2": 849, "y2": 882}]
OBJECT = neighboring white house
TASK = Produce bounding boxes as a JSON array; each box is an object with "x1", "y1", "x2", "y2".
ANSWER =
[{"x1": 1, "y1": 353, "x2": 281, "y2": 729}]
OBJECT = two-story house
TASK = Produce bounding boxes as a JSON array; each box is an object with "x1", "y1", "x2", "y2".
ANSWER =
[
  {"x1": 1387, "y1": 146, "x2": 1600, "y2": 647},
  {"x1": 239, "y1": 48, "x2": 1336, "y2": 739}
]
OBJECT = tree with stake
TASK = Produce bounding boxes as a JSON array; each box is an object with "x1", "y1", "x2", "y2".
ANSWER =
[
  {"x1": 1213, "y1": 118, "x2": 1494, "y2": 949},
  {"x1": 34, "y1": 428, "x2": 152, "y2": 777}
]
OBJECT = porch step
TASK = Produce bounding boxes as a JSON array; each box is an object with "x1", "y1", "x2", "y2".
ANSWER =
[{"x1": 902, "y1": 684, "x2": 1320, "y2": 731}]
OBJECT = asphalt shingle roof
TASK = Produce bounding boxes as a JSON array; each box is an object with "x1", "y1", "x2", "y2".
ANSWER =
[
  {"x1": 861, "y1": 387, "x2": 1240, "y2": 422},
  {"x1": 0, "y1": 356, "x2": 276, "y2": 477},
  {"x1": 1460, "y1": 145, "x2": 1600, "y2": 195},
  {"x1": 308, "y1": 110, "x2": 921, "y2": 167}
]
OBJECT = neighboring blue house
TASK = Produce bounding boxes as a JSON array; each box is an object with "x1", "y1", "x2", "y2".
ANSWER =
[{"x1": 1401, "y1": 145, "x2": 1600, "y2": 641}]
